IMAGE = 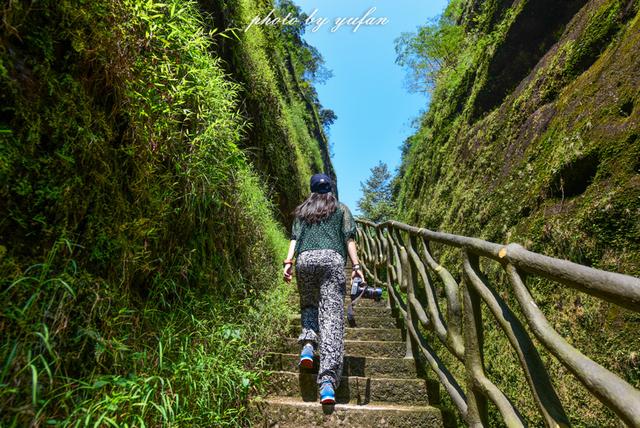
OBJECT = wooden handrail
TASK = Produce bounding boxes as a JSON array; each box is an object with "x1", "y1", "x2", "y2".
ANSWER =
[{"x1": 356, "y1": 219, "x2": 640, "y2": 427}]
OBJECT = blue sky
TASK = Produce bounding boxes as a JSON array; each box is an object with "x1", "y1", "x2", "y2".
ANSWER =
[{"x1": 293, "y1": 0, "x2": 449, "y2": 214}]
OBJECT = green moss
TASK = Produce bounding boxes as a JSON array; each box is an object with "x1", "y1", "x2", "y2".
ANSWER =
[
  {"x1": 565, "y1": 0, "x2": 624, "y2": 79},
  {"x1": 396, "y1": 0, "x2": 640, "y2": 425},
  {"x1": 0, "y1": 0, "x2": 330, "y2": 425},
  {"x1": 205, "y1": 0, "x2": 334, "y2": 223}
]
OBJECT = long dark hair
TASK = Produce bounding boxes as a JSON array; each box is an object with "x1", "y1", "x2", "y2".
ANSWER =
[{"x1": 295, "y1": 192, "x2": 338, "y2": 224}]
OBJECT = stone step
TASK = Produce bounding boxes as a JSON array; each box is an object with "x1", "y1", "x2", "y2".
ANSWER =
[
  {"x1": 289, "y1": 294, "x2": 388, "y2": 308},
  {"x1": 285, "y1": 306, "x2": 392, "y2": 320},
  {"x1": 266, "y1": 353, "x2": 418, "y2": 378},
  {"x1": 289, "y1": 315, "x2": 398, "y2": 329},
  {"x1": 345, "y1": 327, "x2": 401, "y2": 341},
  {"x1": 288, "y1": 326, "x2": 402, "y2": 341},
  {"x1": 344, "y1": 305, "x2": 392, "y2": 318},
  {"x1": 268, "y1": 371, "x2": 436, "y2": 405},
  {"x1": 345, "y1": 315, "x2": 398, "y2": 329},
  {"x1": 251, "y1": 396, "x2": 444, "y2": 427},
  {"x1": 345, "y1": 298, "x2": 388, "y2": 308},
  {"x1": 282, "y1": 338, "x2": 407, "y2": 358}
]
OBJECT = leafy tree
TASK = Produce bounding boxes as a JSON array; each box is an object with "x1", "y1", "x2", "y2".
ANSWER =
[
  {"x1": 319, "y1": 108, "x2": 337, "y2": 129},
  {"x1": 276, "y1": 0, "x2": 333, "y2": 85},
  {"x1": 394, "y1": 0, "x2": 465, "y2": 93},
  {"x1": 275, "y1": 0, "x2": 334, "y2": 135},
  {"x1": 358, "y1": 162, "x2": 396, "y2": 223}
]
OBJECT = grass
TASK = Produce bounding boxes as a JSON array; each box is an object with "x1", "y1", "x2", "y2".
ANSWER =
[
  {"x1": 209, "y1": 0, "x2": 334, "y2": 219},
  {"x1": 1, "y1": 259, "x2": 294, "y2": 426},
  {"x1": 0, "y1": 0, "x2": 323, "y2": 425}
]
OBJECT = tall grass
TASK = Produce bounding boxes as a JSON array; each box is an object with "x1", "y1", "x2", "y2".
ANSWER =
[
  {"x1": 1, "y1": 251, "x2": 294, "y2": 426},
  {"x1": 0, "y1": 0, "x2": 313, "y2": 425}
]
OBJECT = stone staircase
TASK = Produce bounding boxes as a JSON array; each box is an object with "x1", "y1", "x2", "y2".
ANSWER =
[{"x1": 252, "y1": 269, "x2": 446, "y2": 427}]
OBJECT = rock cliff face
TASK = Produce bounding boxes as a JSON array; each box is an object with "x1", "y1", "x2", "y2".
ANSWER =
[
  {"x1": 396, "y1": 0, "x2": 639, "y2": 424},
  {"x1": 398, "y1": 0, "x2": 639, "y2": 275}
]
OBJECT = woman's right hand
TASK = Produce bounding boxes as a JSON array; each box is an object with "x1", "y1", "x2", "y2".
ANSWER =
[{"x1": 283, "y1": 264, "x2": 293, "y2": 283}]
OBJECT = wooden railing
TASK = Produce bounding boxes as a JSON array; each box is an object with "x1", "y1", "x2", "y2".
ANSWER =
[{"x1": 355, "y1": 219, "x2": 640, "y2": 427}]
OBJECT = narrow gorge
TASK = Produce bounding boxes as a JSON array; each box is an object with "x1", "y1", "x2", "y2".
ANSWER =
[{"x1": 1, "y1": 0, "x2": 638, "y2": 426}]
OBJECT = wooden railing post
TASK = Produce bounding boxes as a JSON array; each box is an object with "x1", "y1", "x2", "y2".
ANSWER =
[
  {"x1": 407, "y1": 233, "x2": 432, "y2": 377},
  {"x1": 394, "y1": 228, "x2": 415, "y2": 359},
  {"x1": 355, "y1": 218, "x2": 640, "y2": 427},
  {"x1": 462, "y1": 251, "x2": 488, "y2": 427},
  {"x1": 372, "y1": 227, "x2": 382, "y2": 286},
  {"x1": 383, "y1": 226, "x2": 396, "y2": 312}
]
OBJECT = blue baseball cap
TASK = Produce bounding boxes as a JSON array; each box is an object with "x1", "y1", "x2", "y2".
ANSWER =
[{"x1": 310, "y1": 173, "x2": 333, "y2": 194}]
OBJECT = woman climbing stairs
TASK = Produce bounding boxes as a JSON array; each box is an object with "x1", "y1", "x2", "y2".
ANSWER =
[{"x1": 252, "y1": 268, "x2": 446, "y2": 427}]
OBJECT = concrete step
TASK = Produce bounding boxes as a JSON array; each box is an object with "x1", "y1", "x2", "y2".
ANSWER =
[
  {"x1": 251, "y1": 396, "x2": 444, "y2": 427},
  {"x1": 345, "y1": 298, "x2": 388, "y2": 308},
  {"x1": 288, "y1": 295, "x2": 388, "y2": 308},
  {"x1": 345, "y1": 327, "x2": 401, "y2": 341},
  {"x1": 284, "y1": 302, "x2": 393, "y2": 319},
  {"x1": 288, "y1": 326, "x2": 402, "y2": 341},
  {"x1": 345, "y1": 315, "x2": 399, "y2": 329},
  {"x1": 268, "y1": 371, "x2": 436, "y2": 405},
  {"x1": 283, "y1": 338, "x2": 407, "y2": 358},
  {"x1": 343, "y1": 305, "x2": 392, "y2": 318},
  {"x1": 266, "y1": 353, "x2": 418, "y2": 378},
  {"x1": 289, "y1": 315, "x2": 398, "y2": 329}
]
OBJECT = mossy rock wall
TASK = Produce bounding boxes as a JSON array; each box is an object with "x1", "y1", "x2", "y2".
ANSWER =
[
  {"x1": 0, "y1": 0, "x2": 332, "y2": 425},
  {"x1": 396, "y1": 0, "x2": 639, "y2": 425},
  {"x1": 399, "y1": 0, "x2": 639, "y2": 273},
  {"x1": 201, "y1": 0, "x2": 336, "y2": 228}
]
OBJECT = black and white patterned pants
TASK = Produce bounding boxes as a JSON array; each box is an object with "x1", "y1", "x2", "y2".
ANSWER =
[{"x1": 296, "y1": 249, "x2": 346, "y2": 388}]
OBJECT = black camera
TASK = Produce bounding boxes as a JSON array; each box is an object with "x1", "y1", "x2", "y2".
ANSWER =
[{"x1": 350, "y1": 277, "x2": 382, "y2": 302}]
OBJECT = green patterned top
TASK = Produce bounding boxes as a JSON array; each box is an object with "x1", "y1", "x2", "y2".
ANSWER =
[{"x1": 291, "y1": 203, "x2": 357, "y2": 262}]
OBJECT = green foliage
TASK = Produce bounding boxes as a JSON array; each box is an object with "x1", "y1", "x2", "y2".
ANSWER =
[
  {"x1": 358, "y1": 162, "x2": 396, "y2": 223},
  {"x1": 563, "y1": 0, "x2": 626, "y2": 79},
  {"x1": 395, "y1": 0, "x2": 466, "y2": 93},
  {"x1": 208, "y1": 0, "x2": 334, "y2": 223},
  {"x1": 0, "y1": 0, "x2": 326, "y2": 425},
  {"x1": 1, "y1": 252, "x2": 294, "y2": 426},
  {"x1": 319, "y1": 108, "x2": 337, "y2": 130},
  {"x1": 394, "y1": 0, "x2": 640, "y2": 425},
  {"x1": 276, "y1": 0, "x2": 333, "y2": 86}
]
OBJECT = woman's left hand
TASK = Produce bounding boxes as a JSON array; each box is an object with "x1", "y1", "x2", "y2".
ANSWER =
[{"x1": 351, "y1": 267, "x2": 364, "y2": 281}]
